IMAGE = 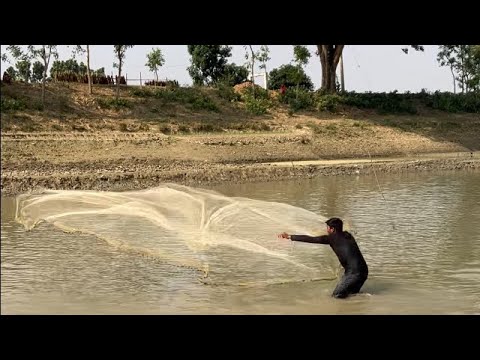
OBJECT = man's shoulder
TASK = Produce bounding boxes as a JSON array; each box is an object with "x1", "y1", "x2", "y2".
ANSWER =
[{"x1": 343, "y1": 231, "x2": 355, "y2": 239}]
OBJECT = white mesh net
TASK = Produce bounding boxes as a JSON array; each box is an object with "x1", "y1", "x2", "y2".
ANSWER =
[{"x1": 15, "y1": 184, "x2": 339, "y2": 285}]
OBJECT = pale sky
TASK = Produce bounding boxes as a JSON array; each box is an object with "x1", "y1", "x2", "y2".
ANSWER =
[{"x1": 0, "y1": 45, "x2": 454, "y2": 93}]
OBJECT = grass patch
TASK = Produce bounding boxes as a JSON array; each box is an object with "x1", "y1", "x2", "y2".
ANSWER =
[
  {"x1": 131, "y1": 86, "x2": 219, "y2": 112},
  {"x1": 193, "y1": 123, "x2": 223, "y2": 133},
  {"x1": 96, "y1": 97, "x2": 132, "y2": 109},
  {"x1": 158, "y1": 124, "x2": 172, "y2": 134},
  {"x1": 1, "y1": 97, "x2": 27, "y2": 111}
]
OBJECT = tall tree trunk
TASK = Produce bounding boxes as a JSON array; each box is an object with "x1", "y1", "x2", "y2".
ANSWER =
[
  {"x1": 41, "y1": 45, "x2": 53, "y2": 108},
  {"x1": 340, "y1": 53, "x2": 345, "y2": 93},
  {"x1": 297, "y1": 66, "x2": 300, "y2": 99},
  {"x1": 264, "y1": 64, "x2": 268, "y2": 89},
  {"x1": 450, "y1": 66, "x2": 456, "y2": 94},
  {"x1": 42, "y1": 66, "x2": 46, "y2": 106},
  {"x1": 116, "y1": 60, "x2": 122, "y2": 99},
  {"x1": 249, "y1": 45, "x2": 255, "y2": 99},
  {"x1": 317, "y1": 45, "x2": 344, "y2": 93},
  {"x1": 87, "y1": 45, "x2": 92, "y2": 95},
  {"x1": 42, "y1": 46, "x2": 48, "y2": 107},
  {"x1": 460, "y1": 46, "x2": 466, "y2": 94}
]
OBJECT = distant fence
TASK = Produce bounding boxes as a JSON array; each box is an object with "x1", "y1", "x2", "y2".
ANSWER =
[
  {"x1": 50, "y1": 71, "x2": 123, "y2": 85},
  {"x1": 2, "y1": 70, "x2": 179, "y2": 88},
  {"x1": 124, "y1": 73, "x2": 178, "y2": 87}
]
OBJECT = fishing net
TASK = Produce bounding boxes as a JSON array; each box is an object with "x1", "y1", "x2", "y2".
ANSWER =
[{"x1": 15, "y1": 184, "x2": 339, "y2": 285}]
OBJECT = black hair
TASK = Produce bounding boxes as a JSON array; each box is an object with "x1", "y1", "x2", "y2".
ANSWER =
[{"x1": 326, "y1": 217, "x2": 343, "y2": 232}]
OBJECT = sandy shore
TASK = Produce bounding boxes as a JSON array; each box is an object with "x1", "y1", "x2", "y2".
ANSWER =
[
  {"x1": 2, "y1": 130, "x2": 479, "y2": 196},
  {"x1": 2, "y1": 81, "x2": 480, "y2": 196}
]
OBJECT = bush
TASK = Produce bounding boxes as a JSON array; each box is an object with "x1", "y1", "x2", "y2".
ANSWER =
[
  {"x1": 426, "y1": 91, "x2": 480, "y2": 113},
  {"x1": 340, "y1": 91, "x2": 417, "y2": 114},
  {"x1": 1, "y1": 97, "x2": 27, "y2": 111},
  {"x1": 245, "y1": 97, "x2": 269, "y2": 115},
  {"x1": 239, "y1": 84, "x2": 270, "y2": 101},
  {"x1": 280, "y1": 88, "x2": 315, "y2": 111},
  {"x1": 190, "y1": 95, "x2": 218, "y2": 112},
  {"x1": 216, "y1": 82, "x2": 241, "y2": 102},
  {"x1": 315, "y1": 94, "x2": 341, "y2": 112}
]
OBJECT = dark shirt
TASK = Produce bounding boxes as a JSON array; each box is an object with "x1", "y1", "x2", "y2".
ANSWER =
[{"x1": 291, "y1": 231, "x2": 368, "y2": 275}]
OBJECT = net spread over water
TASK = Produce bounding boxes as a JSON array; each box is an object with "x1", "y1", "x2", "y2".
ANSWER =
[{"x1": 15, "y1": 184, "x2": 338, "y2": 285}]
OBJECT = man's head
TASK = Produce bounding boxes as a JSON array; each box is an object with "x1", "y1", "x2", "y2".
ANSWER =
[{"x1": 326, "y1": 217, "x2": 343, "y2": 234}]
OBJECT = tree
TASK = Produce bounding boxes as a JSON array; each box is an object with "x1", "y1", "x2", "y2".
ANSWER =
[
  {"x1": 220, "y1": 63, "x2": 249, "y2": 86},
  {"x1": 16, "y1": 60, "x2": 31, "y2": 82},
  {"x1": 187, "y1": 45, "x2": 232, "y2": 86},
  {"x1": 437, "y1": 45, "x2": 479, "y2": 93},
  {"x1": 31, "y1": 61, "x2": 45, "y2": 83},
  {"x1": 468, "y1": 46, "x2": 480, "y2": 92},
  {"x1": 51, "y1": 59, "x2": 78, "y2": 80},
  {"x1": 30, "y1": 46, "x2": 58, "y2": 105},
  {"x1": 7, "y1": 45, "x2": 23, "y2": 60},
  {"x1": 113, "y1": 45, "x2": 134, "y2": 98},
  {"x1": 437, "y1": 46, "x2": 460, "y2": 94},
  {"x1": 401, "y1": 45, "x2": 425, "y2": 54},
  {"x1": 8, "y1": 45, "x2": 58, "y2": 105},
  {"x1": 145, "y1": 47, "x2": 165, "y2": 82},
  {"x1": 244, "y1": 45, "x2": 259, "y2": 98},
  {"x1": 316, "y1": 45, "x2": 425, "y2": 93},
  {"x1": 439, "y1": 46, "x2": 469, "y2": 93},
  {"x1": 316, "y1": 45, "x2": 344, "y2": 93},
  {"x1": 6, "y1": 66, "x2": 17, "y2": 81},
  {"x1": 268, "y1": 64, "x2": 314, "y2": 91},
  {"x1": 94, "y1": 67, "x2": 106, "y2": 77},
  {"x1": 293, "y1": 45, "x2": 311, "y2": 97},
  {"x1": 257, "y1": 45, "x2": 271, "y2": 89},
  {"x1": 79, "y1": 62, "x2": 87, "y2": 75},
  {"x1": 73, "y1": 45, "x2": 93, "y2": 94}
]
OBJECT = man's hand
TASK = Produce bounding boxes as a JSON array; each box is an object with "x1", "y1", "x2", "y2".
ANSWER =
[{"x1": 278, "y1": 232, "x2": 291, "y2": 240}]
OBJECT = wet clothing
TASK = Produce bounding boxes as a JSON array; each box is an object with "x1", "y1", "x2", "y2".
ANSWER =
[
  {"x1": 291, "y1": 231, "x2": 368, "y2": 298},
  {"x1": 331, "y1": 272, "x2": 368, "y2": 299}
]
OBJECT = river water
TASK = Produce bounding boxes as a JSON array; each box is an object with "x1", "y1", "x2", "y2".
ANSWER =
[{"x1": 2, "y1": 169, "x2": 479, "y2": 314}]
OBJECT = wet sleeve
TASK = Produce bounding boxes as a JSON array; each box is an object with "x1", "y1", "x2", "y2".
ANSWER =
[{"x1": 290, "y1": 235, "x2": 329, "y2": 244}]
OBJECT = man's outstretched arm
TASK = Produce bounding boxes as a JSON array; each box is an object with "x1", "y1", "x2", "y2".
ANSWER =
[
  {"x1": 291, "y1": 234, "x2": 330, "y2": 244},
  {"x1": 278, "y1": 232, "x2": 329, "y2": 244}
]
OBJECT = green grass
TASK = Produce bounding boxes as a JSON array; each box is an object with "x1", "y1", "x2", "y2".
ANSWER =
[{"x1": 96, "y1": 97, "x2": 132, "y2": 109}]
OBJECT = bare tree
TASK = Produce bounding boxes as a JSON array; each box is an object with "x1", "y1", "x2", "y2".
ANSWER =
[
  {"x1": 73, "y1": 45, "x2": 93, "y2": 94},
  {"x1": 113, "y1": 45, "x2": 134, "y2": 99}
]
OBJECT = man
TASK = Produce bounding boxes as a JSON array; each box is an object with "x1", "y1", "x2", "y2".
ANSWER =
[{"x1": 278, "y1": 217, "x2": 368, "y2": 299}]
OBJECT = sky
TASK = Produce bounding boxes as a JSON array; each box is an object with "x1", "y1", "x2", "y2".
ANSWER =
[{"x1": 0, "y1": 45, "x2": 454, "y2": 93}]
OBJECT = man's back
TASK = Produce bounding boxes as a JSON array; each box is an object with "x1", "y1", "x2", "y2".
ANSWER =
[{"x1": 329, "y1": 231, "x2": 368, "y2": 275}]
